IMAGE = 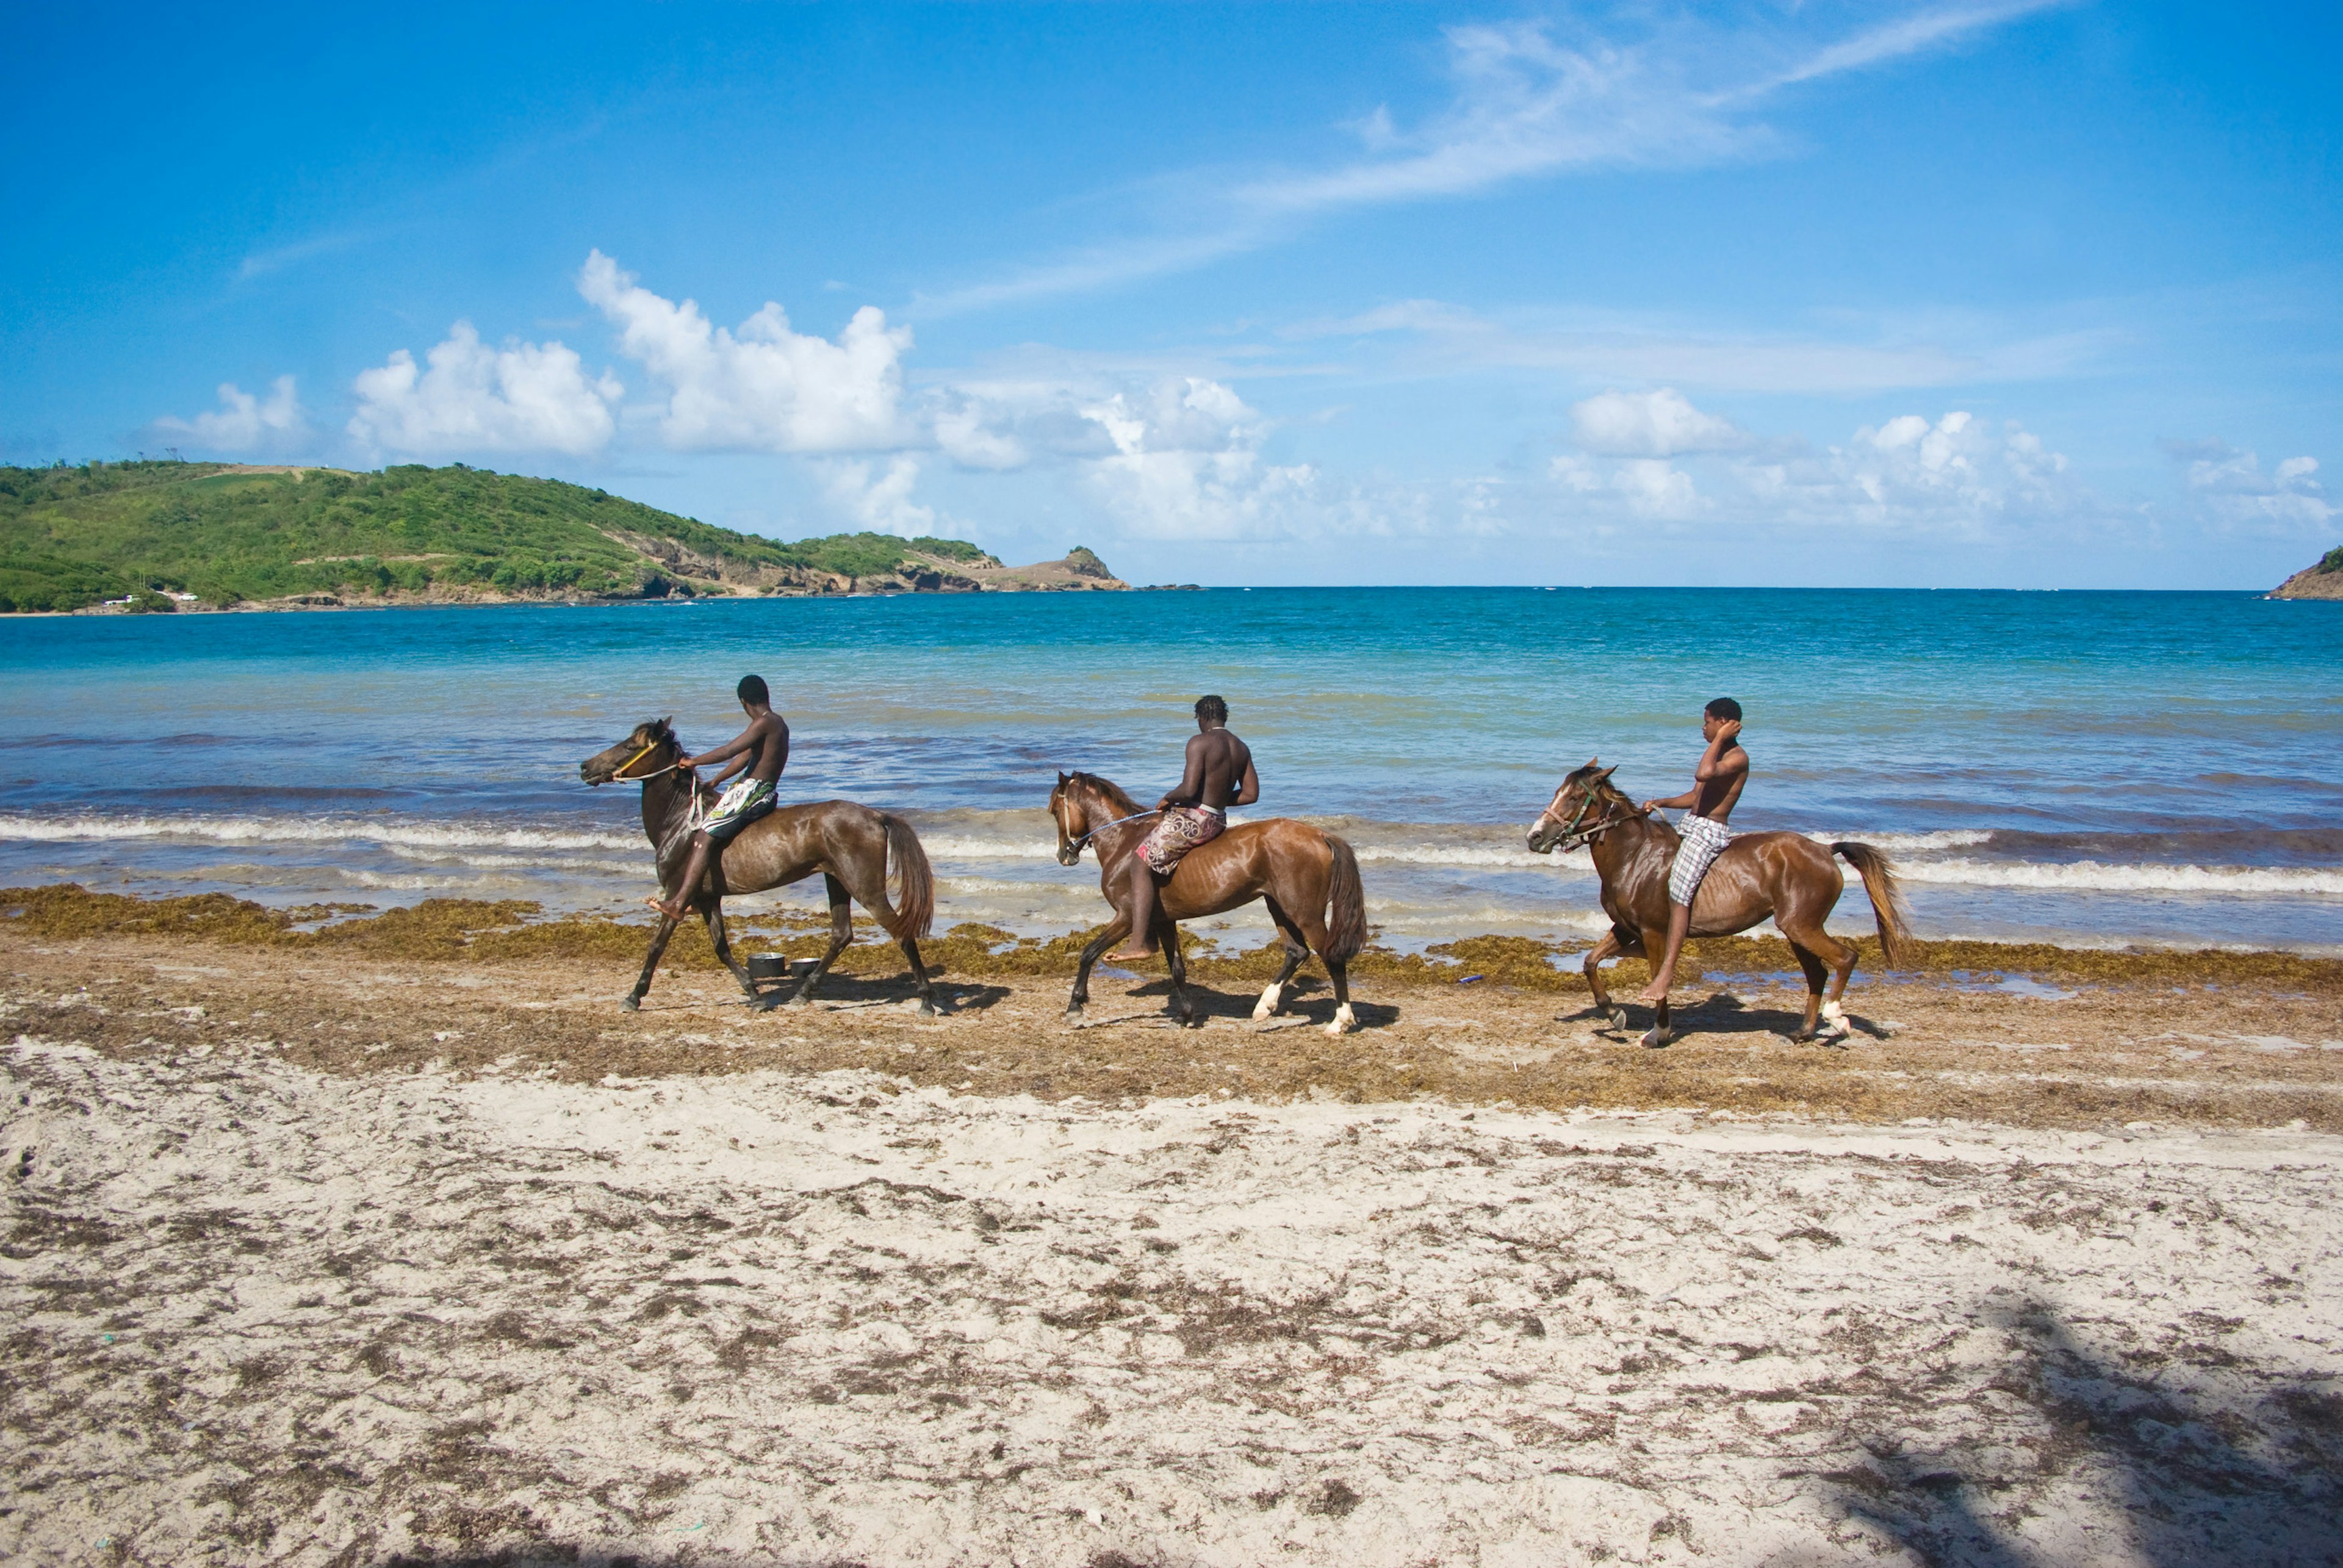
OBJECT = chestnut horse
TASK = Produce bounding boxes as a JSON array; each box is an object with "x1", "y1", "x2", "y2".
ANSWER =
[
  {"x1": 1048, "y1": 771, "x2": 1367, "y2": 1034},
  {"x1": 580, "y1": 719, "x2": 938, "y2": 1015},
  {"x1": 1528, "y1": 759, "x2": 1909, "y2": 1047}
]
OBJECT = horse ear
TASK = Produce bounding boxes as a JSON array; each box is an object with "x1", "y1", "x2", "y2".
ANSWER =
[
  {"x1": 1594, "y1": 765, "x2": 1618, "y2": 783},
  {"x1": 1057, "y1": 769, "x2": 1069, "y2": 785}
]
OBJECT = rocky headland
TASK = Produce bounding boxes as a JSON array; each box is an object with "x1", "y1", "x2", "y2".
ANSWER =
[{"x1": 2270, "y1": 547, "x2": 2343, "y2": 600}]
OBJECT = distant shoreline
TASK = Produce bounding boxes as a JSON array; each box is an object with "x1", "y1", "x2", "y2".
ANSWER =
[{"x1": 1, "y1": 584, "x2": 2309, "y2": 618}]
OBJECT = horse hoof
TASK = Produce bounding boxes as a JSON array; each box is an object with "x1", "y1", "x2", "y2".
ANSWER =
[
  {"x1": 1251, "y1": 983, "x2": 1284, "y2": 1021},
  {"x1": 1606, "y1": 1007, "x2": 1630, "y2": 1032},
  {"x1": 1064, "y1": 1006, "x2": 1085, "y2": 1024},
  {"x1": 750, "y1": 991, "x2": 785, "y2": 1013},
  {"x1": 1323, "y1": 1003, "x2": 1357, "y2": 1037},
  {"x1": 1638, "y1": 1026, "x2": 1674, "y2": 1049},
  {"x1": 620, "y1": 996, "x2": 641, "y2": 1013}
]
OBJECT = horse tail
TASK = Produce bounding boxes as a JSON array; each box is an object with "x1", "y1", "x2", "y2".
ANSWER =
[
  {"x1": 1323, "y1": 833, "x2": 1367, "y2": 965},
  {"x1": 877, "y1": 813, "x2": 935, "y2": 940},
  {"x1": 1833, "y1": 842, "x2": 1910, "y2": 969}
]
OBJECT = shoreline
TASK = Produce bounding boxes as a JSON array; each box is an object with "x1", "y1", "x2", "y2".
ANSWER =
[{"x1": 5, "y1": 583, "x2": 2328, "y2": 618}]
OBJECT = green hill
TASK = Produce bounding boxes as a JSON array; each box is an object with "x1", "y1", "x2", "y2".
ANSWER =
[{"x1": 0, "y1": 460, "x2": 998, "y2": 613}]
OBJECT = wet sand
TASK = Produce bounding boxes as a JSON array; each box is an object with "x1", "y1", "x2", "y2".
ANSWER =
[{"x1": 3, "y1": 922, "x2": 2340, "y2": 1566}]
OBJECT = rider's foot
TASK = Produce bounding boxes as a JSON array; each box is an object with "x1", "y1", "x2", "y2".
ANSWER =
[
  {"x1": 646, "y1": 894, "x2": 688, "y2": 921},
  {"x1": 1103, "y1": 946, "x2": 1156, "y2": 963},
  {"x1": 1636, "y1": 979, "x2": 1671, "y2": 1004}
]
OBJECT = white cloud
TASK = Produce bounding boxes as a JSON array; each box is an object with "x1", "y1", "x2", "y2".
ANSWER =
[
  {"x1": 1289, "y1": 297, "x2": 2106, "y2": 395},
  {"x1": 1570, "y1": 388, "x2": 1747, "y2": 456},
  {"x1": 579, "y1": 251, "x2": 909, "y2": 452},
  {"x1": 2160, "y1": 439, "x2": 2335, "y2": 534},
  {"x1": 1547, "y1": 409, "x2": 2087, "y2": 538},
  {"x1": 818, "y1": 455, "x2": 937, "y2": 537},
  {"x1": 920, "y1": 4, "x2": 2059, "y2": 313},
  {"x1": 1549, "y1": 451, "x2": 1704, "y2": 519},
  {"x1": 1076, "y1": 376, "x2": 1377, "y2": 542},
  {"x1": 348, "y1": 324, "x2": 620, "y2": 456},
  {"x1": 154, "y1": 375, "x2": 306, "y2": 452}
]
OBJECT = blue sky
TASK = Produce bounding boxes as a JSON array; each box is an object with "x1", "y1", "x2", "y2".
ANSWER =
[{"x1": 4, "y1": 1, "x2": 2337, "y2": 588}]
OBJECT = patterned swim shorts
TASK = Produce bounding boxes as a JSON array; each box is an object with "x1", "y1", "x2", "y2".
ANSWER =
[
  {"x1": 1139, "y1": 805, "x2": 1226, "y2": 874},
  {"x1": 701, "y1": 779, "x2": 777, "y2": 844},
  {"x1": 1667, "y1": 814, "x2": 1732, "y2": 907}
]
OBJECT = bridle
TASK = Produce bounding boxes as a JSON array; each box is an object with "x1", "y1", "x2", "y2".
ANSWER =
[
  {"x1": 1533, "y1": 782, "x2": 1649, "y2": 852},
  {"x1": 1053, "y1": 785, "x2": 1160, "y2": 863},
  {"x1": 608, "y1": 737, "x2": 688, "y2": 783}
]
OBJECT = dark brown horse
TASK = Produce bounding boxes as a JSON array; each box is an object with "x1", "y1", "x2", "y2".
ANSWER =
[
  {"x1": 1048, "y1": 771, "x2": 1367, "y2": 1033},
  {"x1": 1527, "y1": 759, "x2": 1909, "y2": 1047},
  {"x1": 580, "y1": 719, "x2": 938, "y2": 1014}
]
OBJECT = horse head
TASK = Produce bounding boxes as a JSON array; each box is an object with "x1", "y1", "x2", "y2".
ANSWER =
[
  {"x1": 1048, "y1": 771, "x2": 1140, "y2": 866},
  {"x1": 1527, "y1": 758, "x2": 1627, "y2": 853},
  {"x1": 580, "y1": 718, "x2": 684, "y2": 785},
  {"x1": 1049, "y1": 771, "x2": 1092, "y2": 866}
]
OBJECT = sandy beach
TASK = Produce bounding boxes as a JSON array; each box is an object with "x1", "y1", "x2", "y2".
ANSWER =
[{"x1": 4, "y1": 907, "x2": 2339, "y2": 1567}]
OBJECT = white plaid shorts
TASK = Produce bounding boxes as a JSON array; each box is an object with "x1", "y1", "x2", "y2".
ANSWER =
[{"x1": 1668, "y1": 814, "x2": 1732, "y2": 906}]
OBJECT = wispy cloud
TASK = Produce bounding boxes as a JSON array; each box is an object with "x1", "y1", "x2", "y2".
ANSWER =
[
  {"x1": 1282, "y1": 298, "x2": 2114, "y2": 394},
  {"x1": 916, "y1": 2, "x2": 2063, "y2": 315}
]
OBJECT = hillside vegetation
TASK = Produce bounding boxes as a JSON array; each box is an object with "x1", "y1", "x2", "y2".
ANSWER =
[{"x1": 0, "y1": 461, "x2": 999, "y2": 612}]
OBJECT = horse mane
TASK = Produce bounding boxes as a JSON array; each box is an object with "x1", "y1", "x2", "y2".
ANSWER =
[
  {"x1": 1565, "y1": 760, "x2": 1630, "y2": 806},
  {"x1": 1067, "y1": 771, "x2": 1143, "y2": 816}
]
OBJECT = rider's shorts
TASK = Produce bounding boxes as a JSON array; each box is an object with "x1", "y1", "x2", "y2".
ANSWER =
[
  {"x1": 1667, "y1": 814, "x2": 1732, "y2": 907},
  {"x1": 1138, "y1": 805, "x2": 1226, "y2": 874},
  {"x1": 702, "y1": 779, "x2": 777, "y2": 844}
]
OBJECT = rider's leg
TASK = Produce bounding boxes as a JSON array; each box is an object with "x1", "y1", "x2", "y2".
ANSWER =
[
  {"x1": 1107, "y1": 855, "x2": 1164, "y2": 960},
  {"x1": 652, "y1": 830, "x2": 716, "y2": 920},
  {"x1": 1638, "y1": 901, "x2": 1694, "y2": 1002}
]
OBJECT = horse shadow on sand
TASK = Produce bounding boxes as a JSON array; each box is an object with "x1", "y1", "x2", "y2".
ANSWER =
[
  {"x1": 744, "y1": 960, "x2": 1012, "y2": 1018},
  {"x1": 1076, "y1": 971, "x2": 1398, "y2": 1034},
  {"x1": 1562, "y1": 988, "x2": 1895, "y2": 1046},
  {"x1": 1780, "y1": 1300, "x2": 2343, "y2": 1567}
]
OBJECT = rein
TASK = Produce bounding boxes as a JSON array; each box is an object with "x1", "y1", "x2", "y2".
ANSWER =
[
  {"x1": 1536, "y1": 788, "x2": 1650, "y2": 851},
  {"x1": 1064, "y1": 808, "x2": 1162, "y2": 855}
]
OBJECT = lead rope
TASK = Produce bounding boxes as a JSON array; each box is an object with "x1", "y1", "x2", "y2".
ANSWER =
[{"x1": 1068, "y1": 808, "x2": 1162, "y2": 852}]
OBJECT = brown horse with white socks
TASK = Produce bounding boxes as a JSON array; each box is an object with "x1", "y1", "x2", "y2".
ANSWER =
[
  {"x1": 1049, "y1": 771, "x2": 1367, "y2": 1034},
  {"x1": 580, "y1": 719, "x2": 938, "y2": 1015},
  {"x1": 1528, "y1": 759, "x2": 1909, "y2": 1047}
]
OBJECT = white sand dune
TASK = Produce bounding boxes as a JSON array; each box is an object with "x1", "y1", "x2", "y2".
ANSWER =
[{"x1": 5, "y1": 1029, "x2": 2338, "y2": 1566}]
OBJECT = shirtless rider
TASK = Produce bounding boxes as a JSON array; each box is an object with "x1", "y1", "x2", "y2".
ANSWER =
[
  {"x1": 647, "y1": 675, "x2": 790, "y2": 920},
  {"x1": 1635, "y1": 697, "x2": 1748, "y2": 1004},
  {"x1": 1105, "y1": 694, "x2": 1259, "y2": 962}
]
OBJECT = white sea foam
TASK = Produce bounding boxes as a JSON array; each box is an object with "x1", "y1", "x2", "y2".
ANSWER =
[
  {"x1": 1892, "y1": 858, "x2": 2343, "y2": 896},
  {"x1": 0, "y1": 813, "x2": 641, "y2": 854},
  {"x1": 1804, "y1": 829, "x2": 1996, "y2": 854}
]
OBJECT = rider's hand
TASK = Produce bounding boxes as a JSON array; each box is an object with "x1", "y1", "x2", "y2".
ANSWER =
[{"x1": 1638, "y1": 799, "x2": 1657, "y2": 814}]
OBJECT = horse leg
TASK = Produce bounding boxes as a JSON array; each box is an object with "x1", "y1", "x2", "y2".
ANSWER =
[
  {"x1": 1778, "y1": 910, "x2": 1859, "y2": 1043},
  {"x1": 1637, "y1": 924, "x2": 1675, "y2": 1048},
  {"x1": 898, "y1": 936, "x2": 939, "y2": 1018},
  {"x1": 1252, "y1": 897, "x2": 1310, "y2": 1021},
  {"x1": 780, "y1": 874, "x2": 855, "y2": 1010},
  {"x1": 702, "y1": 901, "x2": 757, "y2": 1003},
  {"x1": 1159, "y1": 916, "x2": 1200, "y2": 1027},
  {"x1": 624, "y1": 913, "x2": 681, "y2": 1011},
  {"x1": 1287, "y1": 895, "x2": 1355, "y2": 1038},
  {"x1": 1582, "y1": 929, "x2": 1628, "y2": 1032},
  {"x1": 1067, "y1": 915, "x2": 1132, "y2": 1024},
  {"x1": 1323, "y1": 958, "x2": 1355, "y2": 1037},
  {"x1": 1783, "y1": 939, "x2": 1830, "y2": 1041}
]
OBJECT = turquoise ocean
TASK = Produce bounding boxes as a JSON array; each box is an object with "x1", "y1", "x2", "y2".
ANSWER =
[{"x1": 2, "y1": 588, "x2": 2338, "y2": 954}]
